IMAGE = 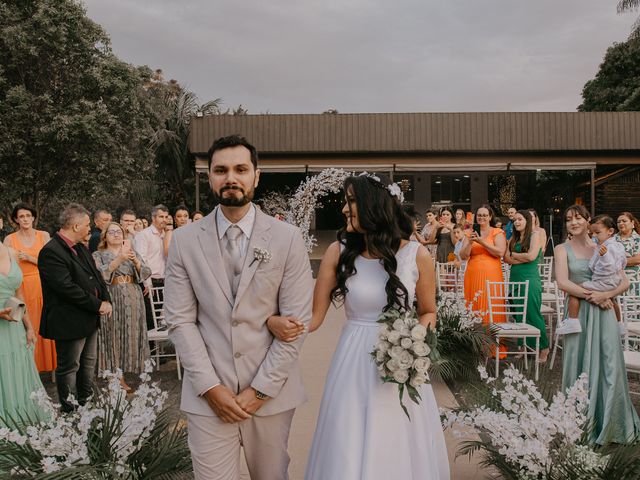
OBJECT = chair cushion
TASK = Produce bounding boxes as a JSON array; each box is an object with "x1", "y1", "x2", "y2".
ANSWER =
[{"x1": 624, "y1": 350, "x2": 640, "y2": 373}]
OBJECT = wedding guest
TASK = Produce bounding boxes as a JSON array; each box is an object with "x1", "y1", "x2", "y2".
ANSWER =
[
  {"x1": 504, "y1": 210, "x2": 549, "y2": 363},
  {"x1": 174, "y1": 205, "x2": 189, "y2": 228},
  {"x1": 420, "y1": 208, "x2": 439, "y2": 258},
  {"x1": 141, "y1": 218, "x2": 149, "y2": 229},
  {"x1": 504, "y1": 207, "x2": 516, "y2": 240},
  {"x1": 119, "y1": 209, "x2": 137, "y2": 240},
  {"x1": 429, "y1": 206, "x2": 456, "y2": 263},
  {"x1": 528, "y1": 209, "x2": 547, "y2": 256},
  {"x1": 454, "y1": 208, "x2": 466, "y2": 228},
  {"x1": 494, "y1": 218, "x2": 503, "y2": 229},
  {"x1": 93, "y1": 222, "x2": 151, "y2": 392},
  {"x1": 134, "y1": 218, "x2": 144, "y2": 233},
  {"x1": 88, "y1": 209, "x2": 112, "y2": 253},
  {"x1": 404, "y1": 206, "x2": 427, "y2": 243},
  {"x1": 39, "y1": 204, "x2": 112, "y2": 412},
  {"x1": 4, "y1": 203, "x2": 55, "y2": 373},
  {"x1": 0, "y1": 213, "x2": 5, "y2": 240},
  {"x1": 460, "y1": 205, "x2": 506, "y2": 323},
  {"x1": 0, "y1": 241, "x2": 45, "y2": 426},
  {"x1": 269, "y1": 173, "x2": 450, "y2": 479},
  {"x1": 615, "y1": 212, "x2": 640, "y2": 283},
  {"x1": 192, "y1": 211, "x2": 204, "y2": 222},
  {"x1": 452, "y1": 225, "x2": 466, "y2": 268},
  {"x1": 555, "y1": 204, "x2": 640, "y2": 444},
  {"x1": 134, "y1": 205, "x2": 170, "y2": 329}
]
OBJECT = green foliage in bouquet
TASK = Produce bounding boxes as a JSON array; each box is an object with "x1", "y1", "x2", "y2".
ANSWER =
[
  {"x1": 0, "y1": 366, "x2": 192, "y2": 479},
  {"x1": 432, "y1": 292, "x2": 492, "y2": 382}
]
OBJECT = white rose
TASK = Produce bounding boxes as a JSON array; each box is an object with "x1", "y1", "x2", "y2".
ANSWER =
[
  {"x1": 413, "y1": 357, "x2": 430, "y2": 373},
  {"x1": 393, "y1": 318, "x2": 405, "y2": 331},
  {"x1": 389, "y1": 345, "x2": 404, "y2": 358},
  {"x1": 376, "y1": 350, "x2": 386, "y2": 362},
  {"x1": 410, "y1": 373, "x2": 428, "y2": 387},
  {"x1": 412, "y1": 341, "x2": 431, "y2": 357},
  {"x1": 386, "y1": 359, "x2": 400, "y2": 372},
  {"x1": 400, "y1": 337, "x2": 413, "y2": 349},
  {"x1": 393, "y1": 369, "x2": 410, "y2": 384},
  {"x1": 387, "y1": 330, "x2": 401, "y2": 345},
  {"x1": 377, "y1": 364, "x2": 388, "y2": 376},
  {"x1": 398, "y1": 350, "x2": 414, "y2": 370},
  {"x1": 411, "y1": 324, "x2": 427, "y2": 341},
  {"x1": 376, "y1": 340, "x2": 391, "y2": 353},
  {"x1": 399, "y1": 326, "x2": 411, "y2": 337}
]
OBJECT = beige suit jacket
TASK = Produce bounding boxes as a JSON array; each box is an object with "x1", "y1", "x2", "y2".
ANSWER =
[{"x1": 164, "y1": 207, "x2": 313, "y2": 417}]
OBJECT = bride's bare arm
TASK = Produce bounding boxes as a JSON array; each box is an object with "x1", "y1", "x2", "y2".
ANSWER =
[
  {"x1": 415, "y1": 245, "x2": 437, "y2": 330},
  {"x1": 309, "y1": 241, "x2": 340, "y2": 332},
  {"x1": 267, "y1": 241, "x2": 340, "y2": 340}
]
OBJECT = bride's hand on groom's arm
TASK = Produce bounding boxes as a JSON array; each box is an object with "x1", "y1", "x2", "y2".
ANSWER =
[
  {"x1": 203, "y1": 385, "x2": 252, "y2": 423},
  {"x1": 267, "y1": 315, "x2": 305, "y2": 343}
]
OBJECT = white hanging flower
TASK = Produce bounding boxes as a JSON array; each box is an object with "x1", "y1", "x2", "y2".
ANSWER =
[{"x1": 387, "y1": 183, "x2": 404, "y2": 202}]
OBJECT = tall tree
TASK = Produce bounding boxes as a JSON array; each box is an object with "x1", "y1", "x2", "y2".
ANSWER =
[
  {"x1": 578, "y1": 35, "x2": 640, "y2": 111},
  {"x1": 150, "y1": 78, "x2": 221, "y2": 207},
  {"x1": 0, "y1": 0, "x2": 158, "y2": 226}
]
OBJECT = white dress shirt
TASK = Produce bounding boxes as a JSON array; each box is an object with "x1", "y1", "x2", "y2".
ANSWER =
[
  {"x1": 216, "y1": 204, "x2": 256, "y2": 259},
  {"x1": 133, "y1": 224, "x2": 166, "y2": 286}
]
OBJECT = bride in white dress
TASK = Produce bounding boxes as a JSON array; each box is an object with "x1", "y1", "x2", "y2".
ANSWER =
[{"x1": 269, "y1": 173, "x2": 450, "y2": 480}]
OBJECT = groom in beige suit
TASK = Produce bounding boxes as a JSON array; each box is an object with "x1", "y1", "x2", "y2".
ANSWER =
[{"x1": 164, "y1": 135, "x2": 313, "y2": 480}]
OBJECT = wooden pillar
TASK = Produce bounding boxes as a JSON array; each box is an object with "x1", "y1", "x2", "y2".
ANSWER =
[{"x1": 590, "y1": 168, "x2": 596, "y2": 217}]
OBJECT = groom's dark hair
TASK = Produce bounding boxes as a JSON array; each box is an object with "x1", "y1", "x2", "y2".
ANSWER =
[{"x1": 208, "y1": 134, "x2": 259, "y2": 170}]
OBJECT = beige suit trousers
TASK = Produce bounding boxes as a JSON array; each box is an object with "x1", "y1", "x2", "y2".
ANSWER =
[{"x1": 187, "y1": 409, "x2": 295, "y2": 480}]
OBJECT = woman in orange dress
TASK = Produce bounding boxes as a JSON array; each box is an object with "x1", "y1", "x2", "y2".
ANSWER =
[
  {"x1": 460, "y1": 204, "x2": 506, "y2": 321},
  {"x1": 3, "y1": 203, "x2": 55, "y2": 372}
]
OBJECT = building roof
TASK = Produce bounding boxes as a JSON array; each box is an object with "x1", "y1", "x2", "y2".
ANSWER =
[{"x1": 189, "y1": 112, "x2": 640, "y2": 156}]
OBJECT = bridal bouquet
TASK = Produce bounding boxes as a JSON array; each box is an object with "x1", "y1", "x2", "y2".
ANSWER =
[{"x1": 370, "y1": 308, "x2": 438, "y2": 419}]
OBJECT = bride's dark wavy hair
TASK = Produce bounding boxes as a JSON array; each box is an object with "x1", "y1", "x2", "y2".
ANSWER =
[{"x1": 330, "y1": 174, "x2": 412, "y2": 312}]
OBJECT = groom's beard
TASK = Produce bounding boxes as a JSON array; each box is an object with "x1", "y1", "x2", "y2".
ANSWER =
[{"x1": 214, "y1": 185, "x2": 254, "y2": 207}]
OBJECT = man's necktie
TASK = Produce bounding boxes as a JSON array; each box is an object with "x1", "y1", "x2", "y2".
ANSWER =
[{"x1": 225, "y1": 225, "x2": 243, "y2": 296}]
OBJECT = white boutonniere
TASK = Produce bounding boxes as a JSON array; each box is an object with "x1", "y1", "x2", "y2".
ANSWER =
[{"x1": 250, "y1": 247, "x2": 272, "y2": 267}]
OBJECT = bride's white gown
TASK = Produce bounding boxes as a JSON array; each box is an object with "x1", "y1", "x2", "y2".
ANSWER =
[{"x1": 305, "y1": 242, "x2": 450, "y2": 480}]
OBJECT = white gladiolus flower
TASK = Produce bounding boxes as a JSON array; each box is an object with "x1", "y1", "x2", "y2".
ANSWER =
[
  {"x1": 412, "y1": 341, "x2": 430, "y2": 357},
  {"x1": 400, "y1": 337, "x2": 413, "y2": 349},
  {"x1": 410, "y1": 324, "x2": 427, "y2": 341},
  {"x1": 393, "y1": 369, "x2": 410, "y2": 384}
]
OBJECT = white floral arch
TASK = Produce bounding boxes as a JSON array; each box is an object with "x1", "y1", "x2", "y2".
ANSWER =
[{"x1": 284, "y1": 168, "x2": 351, "y2": 252}]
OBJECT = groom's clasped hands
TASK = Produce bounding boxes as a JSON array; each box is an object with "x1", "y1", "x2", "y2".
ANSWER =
[{"x1": 204, "y1": 385, "x2": 266, "y2": 423}]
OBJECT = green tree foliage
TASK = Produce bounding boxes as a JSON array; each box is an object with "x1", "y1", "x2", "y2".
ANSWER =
[
  {"x1": 0, "y1": 0, "x2": 161, "y2": 227},
  {"x1": 578, "y1": 35, "x2": 640, "y2": 111}
]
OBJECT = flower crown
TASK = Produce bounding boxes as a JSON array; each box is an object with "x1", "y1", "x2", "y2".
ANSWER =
[{"x1": 358, "y1": 171, "x2": 405, "y2": 203}]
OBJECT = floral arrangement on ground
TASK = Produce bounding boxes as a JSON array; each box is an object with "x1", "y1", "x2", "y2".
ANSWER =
[
  {"x1": 442, "y1": 365, "x2": 640, "y2": 479},
  {"x1": 432, "y1": 292, "x2": 492, "y2": 382},
  {"x1": 0, "y1": 363, "x2": 191, "y2": 479}
]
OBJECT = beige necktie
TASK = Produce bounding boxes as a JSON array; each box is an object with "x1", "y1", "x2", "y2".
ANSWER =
[{"x1": 225, "y1": 225, "x2": 243, "y2": 296}]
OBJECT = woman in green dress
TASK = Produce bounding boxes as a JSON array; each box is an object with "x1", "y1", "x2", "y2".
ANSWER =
[
  {"x1": 0, "y1": 241, "x2": 45, "y2": 426},
  {"x1": 504, "y1": 209, "x2": 549, "y2": 363},
  {"x1": 556, "y1": 204, "x2": 640, "y2": 445}
]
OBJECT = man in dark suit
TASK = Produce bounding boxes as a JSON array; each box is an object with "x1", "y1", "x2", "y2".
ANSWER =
[{"x1": 39, "y1": 203, "x2": 112, "y2": 412}]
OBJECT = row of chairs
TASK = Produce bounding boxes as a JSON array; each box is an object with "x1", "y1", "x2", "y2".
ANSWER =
[
  {"x1": 436, "y1": 258, "x2": 640, "y2": 382},
  {"x1": 148, "y1": 286, "x2": 182, "y2": 379}
]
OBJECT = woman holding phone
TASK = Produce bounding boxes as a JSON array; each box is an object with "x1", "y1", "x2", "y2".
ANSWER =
[
  {"x1": 429, "y1": 206, "x2": 456, "y2": 263},
  {"x1": 93, "y1": 222, "x2": 151, "y2": 392},
  {"x1": 460, "y1": 204, "x2": 506, "y2": 325}
]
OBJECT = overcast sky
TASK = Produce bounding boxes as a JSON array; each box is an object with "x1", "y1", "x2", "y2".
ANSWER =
[{"x1": 83, "y1": 0, "x2": 636, "y2": 114}]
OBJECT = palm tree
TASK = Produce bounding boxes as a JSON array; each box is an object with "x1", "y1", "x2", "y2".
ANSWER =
[
  {"x1": 150, "y1": 87, "x2": 221, "y2": 206},
  {"x1": 618, "y1": 0, "x2": 640, "y2": 37}
]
